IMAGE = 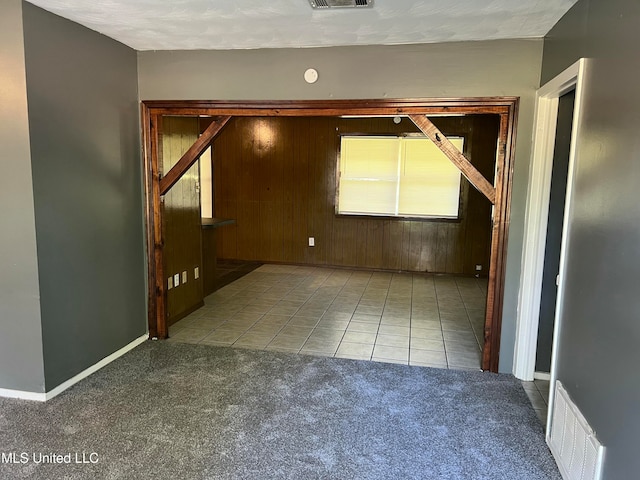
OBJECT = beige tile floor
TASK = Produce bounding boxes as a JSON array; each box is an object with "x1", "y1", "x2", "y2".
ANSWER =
[
  {"x1": 522, "y1": 378, "x2": 551, "y2": 425},
  {"x1": 169, "y1": 264, "x2": 487, "y2": 370},
  {"x1": 170, "y1": 265, "x2": 548, "y2": 421}
]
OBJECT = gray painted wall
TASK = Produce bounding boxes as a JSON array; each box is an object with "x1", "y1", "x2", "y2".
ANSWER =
[
  {"x1": 542, "y1": 0, "x2": 640, "y2": 477},
  {"x1": 0, "y1": 0, "x2": 45, "y2": 393},
  {"x1": 138, "y1": 40, "x2": 543, "y2": 372},
  {"x1": 22, "y1": 3, "x2": 147, "y2": 390}
]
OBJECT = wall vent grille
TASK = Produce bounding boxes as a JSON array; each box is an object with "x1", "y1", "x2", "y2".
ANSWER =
[
  {"x1": 548, "y1": 381, "x2": 605, "y2": 480},
  {"x1": 309, "y1": 0, "x2": 373, "y2": 9}
]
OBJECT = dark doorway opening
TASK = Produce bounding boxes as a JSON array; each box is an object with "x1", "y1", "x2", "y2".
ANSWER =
[{"x1": 536, "y1": 89, "x2": 576, "y2": 373}]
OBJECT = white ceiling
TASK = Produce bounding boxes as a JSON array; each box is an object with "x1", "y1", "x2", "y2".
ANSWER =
[{"x1": 26, "y1": 0, "x2": 578, "y2": 51}]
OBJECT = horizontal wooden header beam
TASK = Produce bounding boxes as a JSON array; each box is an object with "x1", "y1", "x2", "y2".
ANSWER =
[{"x1": 142, "y1": 98, "x2": 515, "y2": 117}]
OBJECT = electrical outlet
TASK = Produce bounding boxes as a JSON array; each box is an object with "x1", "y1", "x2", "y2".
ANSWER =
[
  {"x1": 182, "y1": 271, "x2": 188, "y2": 284},
  {"x1": 167, "y1": 277, "x2": 173, "y2": 290},
  {"x1": 174, "y1": 273, "x2": 180, "y2": 287},
  {"x1": 194, "y1": 267, "x2": 199, "y2": 279},
  {"x1": 475, "y1": 264, "x2": 482, "y2": 271},
  {"x1": 309, "y1": 237, "x2": 315, "y2": 247}
]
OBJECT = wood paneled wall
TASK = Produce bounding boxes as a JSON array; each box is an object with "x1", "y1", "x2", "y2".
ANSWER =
[
  {"x1": 212, "y1": 115, "x2": 498, "y2": 275},
  {"x1": 160, "y1": 116, "x2": 203, "y2": 323}
]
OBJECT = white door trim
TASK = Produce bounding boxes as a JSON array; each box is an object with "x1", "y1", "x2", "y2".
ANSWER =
[
  {"x1": 513, "y1": 58, "x2": 588, "y2": 381},
  {"x1": 546, "y1": 58, "x2": 589, "y2": 437}
]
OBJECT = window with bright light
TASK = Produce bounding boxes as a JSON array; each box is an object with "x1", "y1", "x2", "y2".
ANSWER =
[
  {"x1": 337, "y1": 135, "x2": 464, "y2": 219},
  {"x1": 199, "y1": 146, "x2": 213, "y2": 218}
]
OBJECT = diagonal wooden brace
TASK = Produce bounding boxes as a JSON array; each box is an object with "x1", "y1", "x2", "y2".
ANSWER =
[
  {"x1": 408, "y1": 114, "x2": 496, "y2": 204},
  {"x1": 159, "y1": 115, "x2": 231, "y2": 196}
]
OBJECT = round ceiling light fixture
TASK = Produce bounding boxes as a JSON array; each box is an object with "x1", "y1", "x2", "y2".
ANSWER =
[{"x1": 304, "y1": 68, "x2": 319, "y2": 84}]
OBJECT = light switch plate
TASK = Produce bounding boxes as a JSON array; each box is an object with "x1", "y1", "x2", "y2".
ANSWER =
[
  {"x1": 182, "y1": 271, "x2": 188, "y2": 283},
  {"x1": 174, "y1": 273, "x2": 180, "y2": 287},
  {"x1": 194, "y1": 267, "x2": 199, "y2": 279}
]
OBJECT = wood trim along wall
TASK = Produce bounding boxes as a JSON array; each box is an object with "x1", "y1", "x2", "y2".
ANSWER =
[{"x1": 141, "y1": 97, "x2": 519, "y2": 372}]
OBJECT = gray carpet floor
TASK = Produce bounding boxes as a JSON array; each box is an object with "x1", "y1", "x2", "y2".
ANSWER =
[{"x1": 0, "y1": 341, "x2": 561, "y2": 480}]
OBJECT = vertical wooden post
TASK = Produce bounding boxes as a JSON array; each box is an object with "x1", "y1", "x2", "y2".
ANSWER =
[
  {"x1": 482, "y1": 108, "x2": 517, "y2": 372},
  {"x1": 152, "y1": 115, "x2": 167, "y2": 339},
  {"x1": 142, "y1": 105, "x2": 167, "y2": 339},
  {"x1": 141, "y1": 104, "x2": 155, "y2": 338}
]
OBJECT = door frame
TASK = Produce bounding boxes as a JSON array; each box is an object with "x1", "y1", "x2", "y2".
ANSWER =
[
  {"x1": 513, "y1": 59, "x2": 588, "y2": 381},
  {"x1": 141, "y1": 97, "x2": 519, "y2": 373}
]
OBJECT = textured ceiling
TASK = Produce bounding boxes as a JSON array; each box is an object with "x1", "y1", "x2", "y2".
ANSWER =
[{"x1": 26, "y1": 0, "x2": 578, "y2": 51}]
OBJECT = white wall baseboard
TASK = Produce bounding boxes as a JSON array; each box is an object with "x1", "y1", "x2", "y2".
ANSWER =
[
  {"x1": 0, "y1": 334, "x2": 148, "y2": 402},
  {"x1": 534, "y1": 371, "x2": 551, "y2": 381},
  {"x1": 0, "y1": 387, "x2": 47, "y2": 402}
]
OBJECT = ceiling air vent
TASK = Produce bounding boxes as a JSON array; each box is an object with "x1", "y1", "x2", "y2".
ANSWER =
[{"x1": 309, "y1": 0, "x2": 373, "y2": 9}]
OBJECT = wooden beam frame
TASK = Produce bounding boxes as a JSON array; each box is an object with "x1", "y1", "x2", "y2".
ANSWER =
[
  {"x1": 141, "y1": 105, "x2": 165, "y2": 338},
  {"x1": 159, "y1": 116, "x2": 230, "y2": 196},
  {"x1": 141, "y1": 98, "x2": 518, "y2": 372},
  {"x1": 408, "y1": 114, "x2": 496, "y2": 204}
]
